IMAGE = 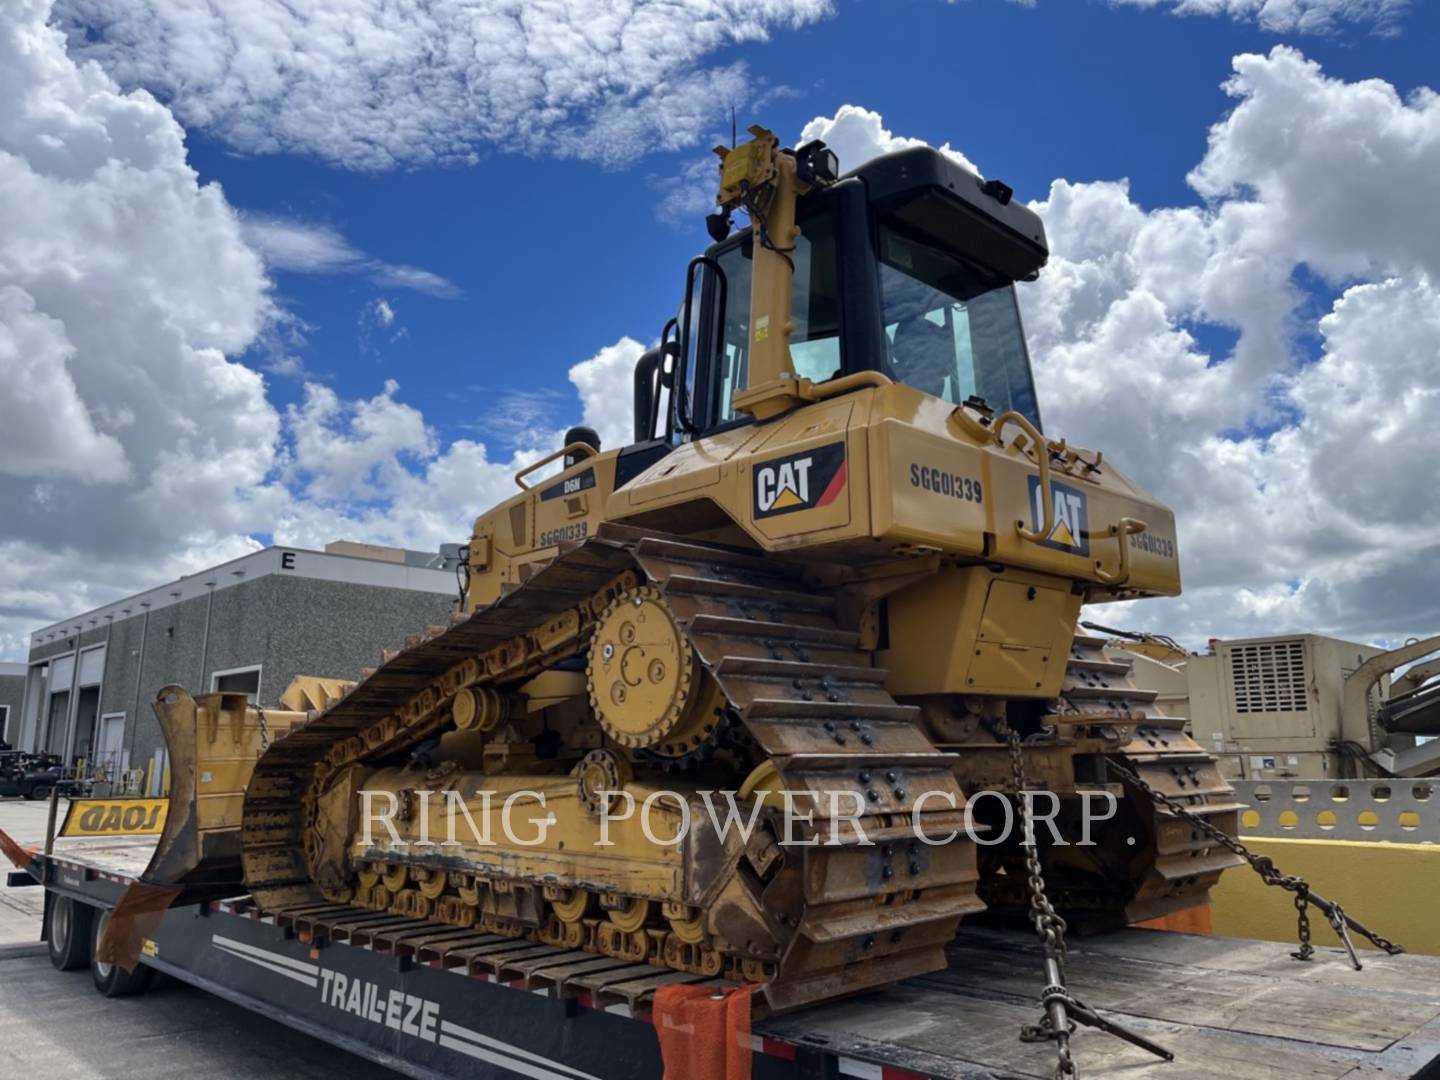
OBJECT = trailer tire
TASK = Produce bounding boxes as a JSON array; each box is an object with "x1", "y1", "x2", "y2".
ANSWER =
[
  {"x1": 47, "y1": 895, "x2": 94, "y2": 971},
  {"x1": 90, "y1": 908, "x2": 153, "y2": 998}
]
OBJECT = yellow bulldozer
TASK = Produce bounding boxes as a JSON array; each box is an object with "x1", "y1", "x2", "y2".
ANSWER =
[{"x1": 141, "y1": 126, "x2": 1243, "y2": 1012}]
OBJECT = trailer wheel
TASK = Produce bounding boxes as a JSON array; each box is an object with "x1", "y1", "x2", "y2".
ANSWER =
[
  {"x1": 90, "y1": 908, "x2": 153, "y2": 998},
  {"x1": 47, "y1": 895, "x2": 94, "y2": 971}
]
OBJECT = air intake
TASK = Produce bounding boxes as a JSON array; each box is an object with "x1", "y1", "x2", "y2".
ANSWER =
[{"x1": 1229, "y1": 638, "x2": 1308, "y2": 713}]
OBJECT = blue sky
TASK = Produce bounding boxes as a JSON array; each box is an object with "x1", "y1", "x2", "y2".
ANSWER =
[
  {"x1": 4, "y1": 0, "x2": 1440, "y2": 656},
  {"x1": 190, "y1": 0, "x2": 1434, "y2": 456}
]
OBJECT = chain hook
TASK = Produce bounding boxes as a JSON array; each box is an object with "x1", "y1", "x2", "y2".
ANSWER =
[
  {"x1": 1104, "y1": 757, "x2": 1403, "y2": 969},
  {"x1": 990, "y1": 718, "x2": 1174, "y2": 1077}
]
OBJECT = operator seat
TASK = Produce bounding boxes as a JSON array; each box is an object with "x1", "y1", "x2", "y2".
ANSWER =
[{"x1": 889, "y1": 314, "x2": 954, "y2": 398}]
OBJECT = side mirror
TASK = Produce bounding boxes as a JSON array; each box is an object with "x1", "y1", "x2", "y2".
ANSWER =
[{"x1": 676, "y1": 256, "x2": 727, "y2": 437}]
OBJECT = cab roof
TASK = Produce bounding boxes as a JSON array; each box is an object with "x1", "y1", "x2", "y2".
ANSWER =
[{"x1": 846, "y1": 145, "x2": 1048, "y2": 282}]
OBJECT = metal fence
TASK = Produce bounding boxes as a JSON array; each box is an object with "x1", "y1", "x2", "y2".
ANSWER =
[{"x1": 1232, "y1": 779, "x2": 1438, "y2": 842}]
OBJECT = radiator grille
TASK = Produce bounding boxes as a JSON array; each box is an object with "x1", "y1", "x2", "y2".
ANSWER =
[{"x1": 1230, "y1": 639, "x2": 1308, "y2": 713}]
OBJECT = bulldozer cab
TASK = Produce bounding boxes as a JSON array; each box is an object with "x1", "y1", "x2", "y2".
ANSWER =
[
  {"x1": 461, "y1": 134, "x2": 1179, "y2": 611},
  {"x1": 651, "y1": 145, "x2": 1046, "y2": 441}
]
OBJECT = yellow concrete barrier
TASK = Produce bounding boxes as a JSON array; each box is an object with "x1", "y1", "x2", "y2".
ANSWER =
[{"x1": 1209, "y1": 836, "x2": 1440, "y2": 956}]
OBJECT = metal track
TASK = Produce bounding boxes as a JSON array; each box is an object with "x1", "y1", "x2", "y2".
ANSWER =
[
  {"x1": 1050, "y1": 634, "x2": 1245, "y2": 923},
  {"x1": 633, "y1": 534, "x2": 983, "y2": 1009},
  {"x1": 241, "y1": 534, "x2": 640, "y2": 911},
  {"x1": 241, "y1": 525, "x2": 981, "y2": 1010},
  {"x1": 260, "y1": 898, "x2": 721, "y2": 1010}
]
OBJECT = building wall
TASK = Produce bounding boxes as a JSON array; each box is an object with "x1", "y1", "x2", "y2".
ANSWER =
[
  {"x1": 29, "y1": 624, "x2": 110, "y2": 665},
  {"x1": 21, "y1": 556, "x2": 458, "y2": 777},
  {"x1": 259, "y1": 575, "x2": 456, "y2": 701},
  {"x1": 0, "y1": 672, "x2": 25, "y2": 745},
  {"x1": 119, "y1": 575, "x2": 455, "y2": 768},
  {"x1": 99, "y1": 611, "x2": 149, "y2": 743},
  {"x1": 20, "y1": 625, "x2": 110, "y2": 755},
  {"x1": 112, "y1": 592, "x2": 211, "y2": 767}
]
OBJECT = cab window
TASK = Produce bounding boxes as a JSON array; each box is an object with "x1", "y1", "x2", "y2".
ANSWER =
[
  {"x1": 707, "y1": 208, "x2": 840, "y2": 426},
  {"x1": 878, "y1": 224, "x2": 1040, "y2": 426}
]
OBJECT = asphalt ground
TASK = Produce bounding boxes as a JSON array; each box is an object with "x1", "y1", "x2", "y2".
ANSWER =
[{"x1": 0, "y1": 797, "x2": 403, "y2": 1078}]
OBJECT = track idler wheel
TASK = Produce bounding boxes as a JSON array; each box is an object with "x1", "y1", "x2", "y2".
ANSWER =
[
  {"x1": 453, "y1": 685, "x2": 520, "y2": 733},
  {"x1": 354, "y1": 863, "x2": 394, "y2": 909},
  {"x1": 576, "y1": 750, "x2": 632, "y2": 816},
  {"x1": 457, "y1": 874, "x2": 483, "y2": 907},
  {"x1": 538, "y1": 915, "x2": 587, "y2": 949},
  {"x1": 416, "y1": 868, "x2": 448, "y2": 900},
  {"x1": 663, "y1": 901, "x2": 706, "y2": 945}
]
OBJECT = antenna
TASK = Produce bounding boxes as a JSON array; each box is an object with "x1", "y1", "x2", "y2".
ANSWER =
[{"x1": 731, "y1": 106, "x2": 737, "y2": 148}]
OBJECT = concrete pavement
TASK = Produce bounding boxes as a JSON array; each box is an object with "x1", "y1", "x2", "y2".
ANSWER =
[
  {"x1": 0, "y1": 946, "x2": 403, "y2": 1078},
  {"x1": 0, "y1": 798, "x2": 403, "y2": 1078},
  {"x1": 0, "y1": 796, "x2": 55, "y2": 945}
]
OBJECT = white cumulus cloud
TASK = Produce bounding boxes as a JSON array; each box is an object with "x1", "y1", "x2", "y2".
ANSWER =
[
  {"x1": 273, "y1": 340, "x2": 643, "y2": 554},
  {"x1": 799, "y1": 104, "x2": 981, "y2": 176},
  {"x1": 569, "y1": 337, "x2": 647, "y2": 451},
  {"x1": 0, "y1": 0, "x2": 636, "y2": 659},
  {"x1": 799, "y1": 50, "x2": 1440, "y2": 647},
  {"x1": 0, "y1": 288, "x2": 129, "y2": 483},
  {"x1": 1110, "y1": 0, "x2": 1409, "y2": 34},
  {"x1": 1025, "y1": 49, "x2": 1439, "y2": 644},
  {"x1": 55, "y1": 0, "x2": 835, "y2": 170},
  {"x1": 0, "y1": 0, "x2": 284, "y2": 656}
]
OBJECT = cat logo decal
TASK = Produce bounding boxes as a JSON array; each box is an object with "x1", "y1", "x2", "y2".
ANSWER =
[{"x1": 753, "y1": 443, "x2": 847, "y2": 519}]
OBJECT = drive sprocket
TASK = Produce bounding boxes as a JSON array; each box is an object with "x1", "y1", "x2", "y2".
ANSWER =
[{"x1": 585, "y1": 585, "x2": 715, "y2": 755}]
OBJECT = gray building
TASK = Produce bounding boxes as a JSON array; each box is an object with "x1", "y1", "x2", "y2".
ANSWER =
[
  {"x1": 0, "y1": 662, "x2": 25, "y2": 747},
  {"x1": 16, "y1": 542, "x2": 460, "y2": 790}
]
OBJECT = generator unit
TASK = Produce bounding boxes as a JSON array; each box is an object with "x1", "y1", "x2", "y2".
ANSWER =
[
  {"x1": 1180, "y1": 635, "x2": 1391, "y2": 779},
  {"x1": 1116, "y1": 631, "x2": 1440, "y2": 780}
]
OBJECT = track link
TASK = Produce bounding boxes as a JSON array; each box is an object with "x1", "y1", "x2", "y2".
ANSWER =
[
  {"x1": 635, "y1": 535, "x2": 984, "y2": 1008},
  {"x1": 1050, "y1": 634, "x2": 1245, "y2": 924},
  {"x1": 242, "y1": 526, "x2": 980, "y2": 1009}
]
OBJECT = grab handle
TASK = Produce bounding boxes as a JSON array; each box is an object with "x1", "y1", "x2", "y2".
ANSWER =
[
  {"x1": 514, "y1": 443, "x2": 598, "y2": 491},
  {"x1": 1093, "y1": 517, "x2": 1148, "y2": 587},
  {"x1": 992, "y1": 410, "x2": 1054, "y2": 544}
]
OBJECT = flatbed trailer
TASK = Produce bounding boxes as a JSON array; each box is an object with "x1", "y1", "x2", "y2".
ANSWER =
[{"x1": 7, "y1": 832, "x2": 1440, "y2": 1080}]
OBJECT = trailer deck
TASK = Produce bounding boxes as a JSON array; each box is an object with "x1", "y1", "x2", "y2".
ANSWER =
[{"x1": 8, "y1": 831, "x2": 1440, "y2": 1080}]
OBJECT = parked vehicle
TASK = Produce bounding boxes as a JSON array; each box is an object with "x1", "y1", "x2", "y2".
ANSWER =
[{"x1": 0, "y1": 751, "x2": 67, "y2": 800}]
